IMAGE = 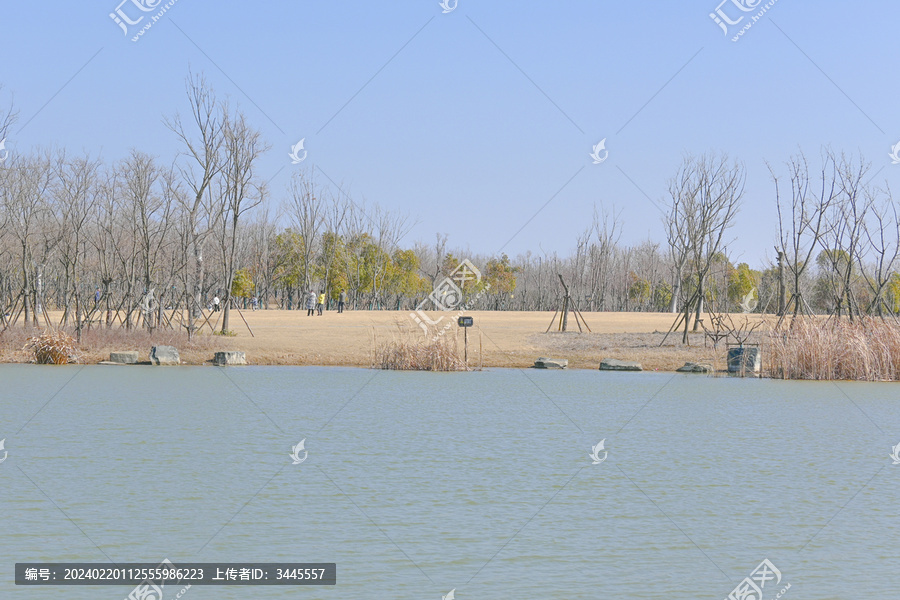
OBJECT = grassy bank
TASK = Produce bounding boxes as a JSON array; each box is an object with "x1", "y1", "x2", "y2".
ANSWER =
[
  {"x1": 0, "y1": 325, "x2": 227, "y2": 365},
  {"x1": 0, "y1": 310, "x2": 758, "y2": 371},
  {"x1": 3, "y1": 311, "x2": 899, "y2": 380}
]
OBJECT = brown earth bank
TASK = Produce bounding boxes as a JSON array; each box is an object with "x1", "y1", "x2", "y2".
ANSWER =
[{"x1": 0, "y1": 310, "x2": 770, "y2": 371}]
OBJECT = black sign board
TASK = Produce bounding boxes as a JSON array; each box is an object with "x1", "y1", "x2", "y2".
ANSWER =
[{"x1": 457, "y1": 316, "x2": 474, "y2": 328}]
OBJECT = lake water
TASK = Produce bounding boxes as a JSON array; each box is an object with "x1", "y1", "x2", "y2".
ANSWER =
[{"x1": 1, "y1": 365, "x2": 899, "y2": 599}]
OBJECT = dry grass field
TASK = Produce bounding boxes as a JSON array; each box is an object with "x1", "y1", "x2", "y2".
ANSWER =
[{"x1": 1, "y1": 309, "x2": 771, "y2": 370}]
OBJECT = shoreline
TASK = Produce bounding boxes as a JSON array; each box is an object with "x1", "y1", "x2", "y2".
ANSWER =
[{"x1": 1, "y1": 309, "x2": 767, "y2": 372}]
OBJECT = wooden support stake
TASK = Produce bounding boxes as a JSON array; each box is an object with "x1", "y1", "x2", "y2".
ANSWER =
[
  {"x1": 235, "y1": 307, "x2": 255, "y2": 337},
  {"x1": 544, "y1": 308, "x2": 560, "y2": 333}
]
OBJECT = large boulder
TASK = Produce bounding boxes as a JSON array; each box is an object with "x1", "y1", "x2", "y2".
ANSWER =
[
  {"x1": 676, "y1": 361, "x2": 713, "y2": 373},
  {"x1": 214, "y1": 351, "x2": 247, "y2": 366},
  {"x1": 149, "y1": 346, "x2": 180, "y2": 366},
  {"x1": 534, "y1": 357, "x2": 568, "y2": 369},
  {"x1": 109, "y1": 351, "x2": 139, "y2": 364},
  {"x1": 599, "y1": 358, "x2": 643, "y2": 372}
]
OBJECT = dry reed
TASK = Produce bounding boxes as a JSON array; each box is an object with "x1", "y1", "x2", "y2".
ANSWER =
[
  {"x1": 767, "y1": 316, "x2": 900, "y2": 381},
  {"x1": 376, "y1": 324, "x2": 466, "y2": 371},
  {"x1": 24, "y1": 329, "x2": 81, "y2": 364}
]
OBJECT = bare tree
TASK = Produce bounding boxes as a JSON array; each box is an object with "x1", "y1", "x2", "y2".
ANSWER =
[
  {"x1": 861, "y1": 184, "x2": 900, "y2": 315},
  {"x1": 420, "y1": 233, "x2": 448, "y2": 288},
  {"x1": 820, "y1": 153, "x2": 872, "y2": 320},
  {"x1": 665, "y1": 153, "x2": 744, "y2": 343},
  {"x1": 587, "y1": 206, "x2": 621, "y2": 311},
  {"x1": 165, "y1": 72, "x2": 225, "y2": 338},
  {"x1": 53, "y1": 152, "x2": 101, "y2": 341},
  {"x1": 219, "y1": 111, "x2": 268, "y2": 334},
  {"x1": 770, "y1": 151, "x2": 836, "y2": 321},
  {"x1": 1, "y1": 153, "x2": 53, "y2": 327},
  {"x1": 370, "y1": 203, "x2": 413, "y2": 308},
  {"x1": 247, "y1": 204, "x2": 277, "y2": 309},
  {"x1": 287, "y1": 170, "x2": 325, "y2": 295},
  {"x1": 92, "y1": 170, "x2": 122, "y2": 327},
  {"x1": 0, "y1": 85, "x2": 17, "y2": 144},
  {"x1": 665, "y1": 166, "x2": 693, "y2": 314}
]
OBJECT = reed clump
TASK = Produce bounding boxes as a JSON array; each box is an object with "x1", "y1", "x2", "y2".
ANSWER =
[
  {"x1": 767, "y1": 316, "x2": 900, "y2": 381},
  {"x1": 24, "y1": 329, "x2": 81, "y2": 364},
  {"x1": 377, "y1": 325, "x2": 465, "y2": 371}
]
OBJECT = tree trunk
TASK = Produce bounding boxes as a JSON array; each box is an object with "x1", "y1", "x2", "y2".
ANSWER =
[
  {"x1": 33, "y1": 266, "x2": 41, "y2": 327},
  {"x1": 222, "y1": 296, "x2": 231, "y2": 333},
  {"x1": 669, "y1": 279, "x2": 680, "y2": 313},
  {"x1": 681, "y1": 296, "x2": 692, "y2": 344},
  {"x1": 692, "y1": 280, "x2": 704, "y2": 332},
  {"x1": 74, "y1": 282, "x2": 82, "y2": 344},
  {"x1": 21, "y1": 249, "x2": 30, "y2": 327},
  {"x1": 777, "y1": 251, "x2": 786, "y2": 315}
]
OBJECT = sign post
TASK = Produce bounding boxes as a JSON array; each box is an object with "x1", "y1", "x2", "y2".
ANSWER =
[{"x1": 458, "y1": 316, "x2": 474, "y2": 370}]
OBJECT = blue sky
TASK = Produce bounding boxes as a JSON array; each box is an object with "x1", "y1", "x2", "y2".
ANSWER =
[{"x1": 1, "y1": 1, "x2": 897, "y2": 267}]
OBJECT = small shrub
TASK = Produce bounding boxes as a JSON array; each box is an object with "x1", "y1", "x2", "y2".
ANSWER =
[{"x1": 25, "y1": 329, "x2": 81, "y2": 364}]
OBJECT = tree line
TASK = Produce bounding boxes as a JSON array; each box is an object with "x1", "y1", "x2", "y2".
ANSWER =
[{"x1": 2, "y1": 75, "x2": 899, "y2": 343}]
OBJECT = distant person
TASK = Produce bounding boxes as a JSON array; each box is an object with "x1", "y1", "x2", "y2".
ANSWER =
[
  {"x1": 94, "y1": 287, "x2": 101, "y2": 305},
  {"x1": 306, "y1": 290, "x2": 316, "y2": 316},
  {"x1": 316, "y1": 291, "x2": 325, "y2": 316},
  {"x1": 213, "y1": 295, "x2": 220, "y2": 312},
  {"x1": 251, "y1": 296, "x2": 259, "y2": 311},
  {"x1": 338, "y1": 289, "x2": 347, "y2": 313}
]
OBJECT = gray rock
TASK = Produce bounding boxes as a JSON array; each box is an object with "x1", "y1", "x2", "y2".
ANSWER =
[
  {"x1": 149, "y1": 345, "x2": 180, "y2": 366},
  {"x1": 109, "y1": 351, "x2": 139, "y2": 364},
  {"x1": 214, "y1": 351, "x2": 247, "y2": 366},
  {"x1": 534, "y1": 357, "x2": 568, "y2": 369},
  {"x1": 599, "y1": 358, "x2": 643, "y2": 371},
  {"x1": 676, "y1": 362, "x2": 713, "y2": 373},
  {"x1": 727, "y1": 347, "x2": 760, "y2": 373}
]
